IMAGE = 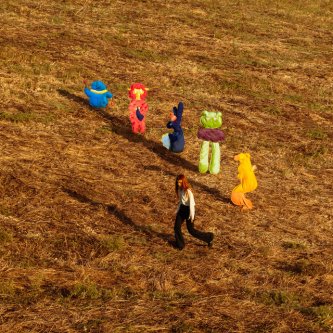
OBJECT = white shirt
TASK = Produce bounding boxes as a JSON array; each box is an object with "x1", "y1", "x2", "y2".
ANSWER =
[{"x1": 177, "y1": 189, "x2": 195, "y2": 221}]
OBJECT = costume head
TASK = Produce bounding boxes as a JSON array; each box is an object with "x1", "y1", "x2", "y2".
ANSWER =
[
  {"x1": 128, "y1": 83, "x2": 148, "y2": 101},
  {"x1": 91, "y1": 81, "x2": 107, "y2": 91},
  {"x1": 171, "y1": 102, "x2": 183, "y2": 124},
  {"x1": 200, "y1": 111, "x2": 222, "y2": 129}
]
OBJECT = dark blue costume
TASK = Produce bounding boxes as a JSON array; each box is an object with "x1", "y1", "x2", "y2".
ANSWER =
[
  {"x1": 84, "y1": 81, "x2": 113, "y2": 108},
  {"x1": 167, "y1": 102, "x2": 184, "y2": 153}
]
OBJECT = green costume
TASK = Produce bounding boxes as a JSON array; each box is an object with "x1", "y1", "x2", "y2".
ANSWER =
[{"x1": 197, "y1": 111, "x2": 225, "y2": 174}]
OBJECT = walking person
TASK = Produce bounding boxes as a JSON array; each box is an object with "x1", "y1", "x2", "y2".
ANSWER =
[{"x1": 173, "y1": 174, "x2": 214, "y2": 250}]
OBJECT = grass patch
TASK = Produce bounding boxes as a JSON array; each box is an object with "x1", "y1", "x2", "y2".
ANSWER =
[
  {"x1": 0, "y1": 111, "x2": 34, "y2": 123},
  {"x1": 171, "y1": 321, "x2": 195, "y2": 333},
  {"x1": 0, "y1": 277, "x2": 46, "y2": 305},
  {"x1": 0, "y1": 281, "x2": 16, "y2": 299},
  {"x1": 300, "y1": 144, "x2": 328, "y2": 158},
  {"x1": 282, "y1": 240, "x2": 307, "y2": 250},
  {"x1": 257, "y1": 289, "x2": 300, "y2": 307},
  {"x1": 97, "y1": 125, "x2": 113, "y2": 134},
  {"x1": 51, "y1": 15, "x2": 64, "y2": 25},
  {"x1": 280, "y1": 259, "x2": 325, "y2": 276},
  {"x1": 0, "y1": 228, "x2": 13, "y2": 244},
  {"x1": 0, "y1": 205, "x2": 12, "y2": 217},
  {"x1": 263, "y1": 105, "x2": 283, "y2": 116},
  {"x1": 300, "y1": 305, "x2": 333, "y2": 329},
  {"x1": 153, "y1": 251, "x2": 174, "y2": 263},
  {"x1": 126, "y1": 48, "x2": 169, "y2": 62},
  {"x1": 70, "y1": 281, "x2": 101, "y2": 300},
  {"x1": 68, "y1": 281, "x2": 115, "y2": 301},
  {"x1": 220, "y1": 79, "x2": 243, "y2": 93},
  {"x1": 127, "y1": 235, "x2": 148, "y2": 247},
  {"x1": 100, "y1": 235, "x2": 126, "y2": 252},
  {"x1": 307, "y1": 128, "x2": 328, "y2": 140},
  {"x1": 50, "y1": 101, "x2": 72, "y2": 113},
  {"x1": 0, "y1": 111, "x2": 55, "y2": 124},
  {"x1": 150, "y1": 290, "x2": 198, "y2": 302},
  {"x1": 285, "y1": 93, "x2": 304, "y2": 105},
  {"x1": 287, "y1": 143, "x2": 328, "y2": 168},
  {"x1": 75, "y1": 318, "x2": 105, "y2": 332}
]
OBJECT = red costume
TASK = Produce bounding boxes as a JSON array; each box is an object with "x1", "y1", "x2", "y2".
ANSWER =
[{"x1": 128, "y1": 83, "x2": 148, "y2": 134}]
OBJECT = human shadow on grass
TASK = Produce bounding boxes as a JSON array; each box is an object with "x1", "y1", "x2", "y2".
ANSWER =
[
  {"x1": 63, "y1": 188, "x2": 171, "y2": 242},
  {"x1": 58, "y1": 89, "x2": 197, "y2": 172},
  {"x1": 144, "y1": 165, "x2": 230, "y2": 204}
]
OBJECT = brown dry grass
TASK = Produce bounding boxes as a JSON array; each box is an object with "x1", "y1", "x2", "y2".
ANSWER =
[{"x1": 0, "y1": 0, "x2": 333, "y2": 332}]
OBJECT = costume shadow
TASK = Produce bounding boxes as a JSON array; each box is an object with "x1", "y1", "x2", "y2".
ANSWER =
[
  {"x1": 58, "y1": 89, "x2": 88, "y2": 107},
  {"x1": 57, "y1": 89, "x2": 197, "y2": 172},
  {"x1": 63, "y1": 188, "x2": 171, "y2": 242},
  {"x1": 144, "y1": 165, "x2": 230, "y2": 204}
]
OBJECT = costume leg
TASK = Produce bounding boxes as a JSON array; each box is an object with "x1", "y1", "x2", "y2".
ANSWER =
[
  {"x1": 140, "y1": 121, "x2": 146, "y2": 134},
  {"x1": 174, "y1": 212, "x2": 185, "y2": 249},
  {"x1": 132, "y1": 121, "x2": 140, "y2": 134},
  {"x1": 186, "y1": 219, "x2": 214, "y2": 244},
  {"x1": 199, "y1": 141, "x2": 210, "y2": 173},
  {"x1": 209, "y1": 142, "x2": 220, "y2": 174}
]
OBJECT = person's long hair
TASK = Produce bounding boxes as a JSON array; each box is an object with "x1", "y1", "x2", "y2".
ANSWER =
[{"x1": 175, "y1": 174, "x2": 192, "y2": 198}]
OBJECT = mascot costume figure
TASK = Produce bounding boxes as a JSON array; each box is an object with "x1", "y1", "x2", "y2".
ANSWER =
[
  {"x1": 162, "y1": 102, "x2": 184, "y2": 153},
  {"x1": 84, "y1": 80, "x2": 113, "y2": 108},
  {"x1": 197, "y1": 111, "x2": 225, "y2": 174},
  {"x1": 128, "y1": 83, "x2": 149, "y2": 134},
  {"x1": 231, "y1": 153, "x2": 258, "y2": 210}
]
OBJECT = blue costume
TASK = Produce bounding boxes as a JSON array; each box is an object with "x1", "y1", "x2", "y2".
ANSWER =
[
  {"x1": 166, "y1": 102, "x2": 185, "y2": 153},
  {"x1": 84, "y1": 81, "x2": 113, "y2": 108}
]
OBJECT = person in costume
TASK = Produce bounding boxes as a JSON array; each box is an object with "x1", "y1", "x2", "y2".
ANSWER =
[
  {"x1": 173, "y1": 174, "x2": 214, "y2": 250},
  {"x1": 128, "y1": 83, "x2": 149, "y2": 134},
  {"x1": 231, "y1": 153, "x2": 258, "y2": 210},
  {"x1": 84, "y1": 80, "x2": 113, "y2": 108},
  {"x1": 197, "y1": 111, "x2": 225, "y2": 174},
  {"x1": 162, "y1": 102, "x2": 185, "y2": 153}
]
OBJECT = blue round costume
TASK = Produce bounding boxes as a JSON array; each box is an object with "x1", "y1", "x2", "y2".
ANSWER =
[
  {"x1": 84, "y1": 81, "x2": 113, "y2": 108},
  {"x1": 166, "y1": 102, "x2": 185, "y2": 153}
]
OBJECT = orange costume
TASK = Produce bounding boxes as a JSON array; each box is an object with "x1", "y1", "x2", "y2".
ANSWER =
[
  {"x1": 231, "y1": 153, "x2": 258, "y2": 210},
  {"x1": 128, "y1": 83, "x2": 148, "y2": 134}
]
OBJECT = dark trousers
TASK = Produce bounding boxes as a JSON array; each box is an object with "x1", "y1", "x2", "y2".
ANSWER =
[{"x1": 174, "y1": 205, "x2": 214, "y2": 249}]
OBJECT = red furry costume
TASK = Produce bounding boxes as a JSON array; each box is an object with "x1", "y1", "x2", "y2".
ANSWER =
[{"x1": 128, "y1": 83, "x2": 148, "y2": 134}]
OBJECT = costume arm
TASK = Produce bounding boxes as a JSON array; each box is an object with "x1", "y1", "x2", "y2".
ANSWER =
[
  {"x1": 84, "y1": 87, "x2": 92, "y2": 97},
  {"x1": 106, "y1": 92, "x2": 113, "y2": 99},
  {"x1": 136, "y1": 108, "x2": 144, "y2": 121},
  {"x1": 175, "y1": 102, "x2": 183, "y2": 126},
  {"x1": 166, "y1": 121, "x2": 173, "y2": 129},
  {"x1": 188, "y1": 190, "x2": 195, "y2": 221}
]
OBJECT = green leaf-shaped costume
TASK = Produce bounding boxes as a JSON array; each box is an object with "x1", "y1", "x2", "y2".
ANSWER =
[{"x1": 197, "y1": 111, "x2": 225, "y2": 174}]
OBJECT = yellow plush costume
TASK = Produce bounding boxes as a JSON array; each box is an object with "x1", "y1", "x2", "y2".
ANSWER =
[{"x1": 231, "y1": 153, "x2": 257, "y2": 210}]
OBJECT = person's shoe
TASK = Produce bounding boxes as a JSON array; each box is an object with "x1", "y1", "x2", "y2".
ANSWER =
[
  {"x1": 208, "y1": 233, "x2": 214, "y2": 248},
  {"x1": 168, "y1": 240, "x2": 184, "y2": 250}
]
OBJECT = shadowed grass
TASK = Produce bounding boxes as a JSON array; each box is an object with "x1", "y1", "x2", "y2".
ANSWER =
[{"x1": 0, "y1": 0, "x2": 332, "y2": 332}]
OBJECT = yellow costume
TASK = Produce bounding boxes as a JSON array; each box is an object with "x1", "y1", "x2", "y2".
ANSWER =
[{"x1": 231, "y1": 153, "x2": 257, "y2": 210}]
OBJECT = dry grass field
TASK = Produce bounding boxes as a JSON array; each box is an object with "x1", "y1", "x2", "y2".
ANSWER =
[{"x1": 0, "y1": 0, "x2": 333, "y2": 332}]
